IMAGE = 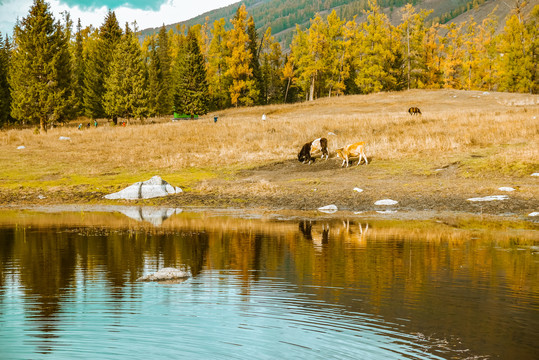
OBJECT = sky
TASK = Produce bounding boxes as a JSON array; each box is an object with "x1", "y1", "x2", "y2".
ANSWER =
[{"x1": 0, "y1": 0, "x2": 239, "y2": 36}]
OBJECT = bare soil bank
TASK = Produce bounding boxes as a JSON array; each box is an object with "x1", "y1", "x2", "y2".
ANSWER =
[{"x1": 1, "y1": 157, "x2": 537, "y2": 220}]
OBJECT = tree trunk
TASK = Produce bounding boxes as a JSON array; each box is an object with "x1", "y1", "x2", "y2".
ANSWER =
[
  {"x1": 284, "y1": 77, "x2": 291, "y2": 103},
  {"x1": 309, "y1": 74, "x2": 315, "y2": 101},
  {"x1": 40, "y1": 118, "x2": 47, "y2": 133},
  {"x1": 407, "y1": 25, "x2": 410, "y2": 90}
]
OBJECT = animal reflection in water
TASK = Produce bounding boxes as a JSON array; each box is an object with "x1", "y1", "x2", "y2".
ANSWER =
[
  {"x1": 299, "y1": 221, "x2": 330, "y2": 251},
  {"x1": 299, "y1": 220, "x2": 369, "y2": 250},
  {"x1": 338, "y1": 220, "x2": 369, "y2": 247}
]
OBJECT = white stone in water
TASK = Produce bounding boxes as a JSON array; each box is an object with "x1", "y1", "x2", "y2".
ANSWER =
[
  {"x1": 104, "y1": 175, "x2": 182, "y2": 200},
  {"x1": 318, "y1": 204, "x2": 338, "y2": 213},
  {"x1": 353, "y1": 187, "x2": 363, "y2": 193},
  {"x1": 374, "y1": 199, "x2": 398, "y2": 206},
  {"x1": 467, "y1": 195, "x2": 509, "y2": 202},
  {"x1": 498, "y1": 187, "x2": 515, "y2": 192},
  {"x1": 137, "y1": 267, "x2": 191, "y2": 282},
  {"x1": 528, "y1": 212, "x2": 539, "y2": 217}
]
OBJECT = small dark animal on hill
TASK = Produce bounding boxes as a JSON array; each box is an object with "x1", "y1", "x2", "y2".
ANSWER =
[
  {"x1": 408, "y1": 107, "x2": 421, "y2": 115},
  {"x1": 298, "y1": 137, "x2": 329, "y2": 164}
]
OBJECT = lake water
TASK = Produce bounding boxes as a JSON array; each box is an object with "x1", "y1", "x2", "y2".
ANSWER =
[{"x1": 0, "y1": 208, "x2": 537, "y2": 359}]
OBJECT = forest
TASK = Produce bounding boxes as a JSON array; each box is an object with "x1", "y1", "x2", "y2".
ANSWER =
[{"x1": 0, "y1": 0, "x2": 537, "y2": 131}]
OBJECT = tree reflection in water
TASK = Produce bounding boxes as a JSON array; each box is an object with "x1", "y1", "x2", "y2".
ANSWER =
[{"x1": 0, "y1": 209, "x2": 537, "y2": 359}]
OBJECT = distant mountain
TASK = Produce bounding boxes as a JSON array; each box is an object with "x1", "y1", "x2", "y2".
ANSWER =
[{"x1": 138, "y1": 0, "x2": 539, "y2": 46}]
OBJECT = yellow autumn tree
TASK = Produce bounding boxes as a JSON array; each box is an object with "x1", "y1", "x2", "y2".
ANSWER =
[
  {"x1": 354, "y1": 0, "x2": 395, "y2": 94},
  {"x1": 225, "y1": 4, "x2": 258, "y2": 106}
]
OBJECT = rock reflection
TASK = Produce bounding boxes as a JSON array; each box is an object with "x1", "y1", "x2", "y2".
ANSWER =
[{"x1": 116, "y1": 206, "x2": 182, "y2": 226}]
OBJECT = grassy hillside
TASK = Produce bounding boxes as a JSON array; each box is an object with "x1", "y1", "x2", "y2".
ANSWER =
[
  {"x1": 138, "y1": 0, "x2": 539, "y2": 47},
  {"x1": 1, "y1": 89, "x2": 537, "y2": 188}
]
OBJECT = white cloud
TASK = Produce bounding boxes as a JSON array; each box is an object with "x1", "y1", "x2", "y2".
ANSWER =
[{"x1": 0, "y1": 0, "x2": 238, "y2": 35}]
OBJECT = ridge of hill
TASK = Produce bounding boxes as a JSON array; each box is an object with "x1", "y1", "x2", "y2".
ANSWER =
[{"x1": 138, "y1": 0, "x2": 538, "y2": 46}]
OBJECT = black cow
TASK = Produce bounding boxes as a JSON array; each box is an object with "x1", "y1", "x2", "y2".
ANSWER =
[{"x1": 408, "y1": 107, "x2": 421, "y2": 115}]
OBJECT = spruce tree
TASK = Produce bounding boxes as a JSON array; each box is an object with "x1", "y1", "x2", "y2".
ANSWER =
[
  {"x1": 10, "y1": 0, "x2": 74, "y2": 131},
  {"x1": 73, "y1": 19, "x2": 85, "y2": 116},
  {"x1": 0, "y1": 33, "x2": 12, "y2": 126},
  {"x1": 157, "y1": 25, "x2": 173, "y2": 115},
  {"x1": 173, "y1": 28, "x2": 209, "y2": 116},
  {"x1": 260, "y1": 27, "x2": 283, "y2": 104},
  {"x1": 247, "y1": 16, "x2": 262, "y2": 105},
  {"x1": 103, "y1": 24, "x2": 148, "y2": 121},
  {"x1": 147, "y1": 38, "x2": 164, "y2": 117},
  {"x1": 83, "y1": 10, "x2": 122, "y2": 119}
]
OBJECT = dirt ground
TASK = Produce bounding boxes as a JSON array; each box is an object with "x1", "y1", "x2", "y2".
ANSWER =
[{"x1": 2, "y1": 155, "x2": 537, "y2": 220}]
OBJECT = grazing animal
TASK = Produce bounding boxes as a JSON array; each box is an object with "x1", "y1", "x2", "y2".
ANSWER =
[
  {"x1": 408, "y1": 106, "x2": 421, "y2": 115},
  {"x1": 335, "y1": 142, "x2": 368, "y2": 167},
  {"x1": 298, "y1": 142, "x2": 313, "y2": 163},
  {"x1": 298, "y1": 137, "x2": 329, "y2": 164}
]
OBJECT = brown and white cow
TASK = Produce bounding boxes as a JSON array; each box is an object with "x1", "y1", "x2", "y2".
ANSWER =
[
  {"x1": 298, "y1": 137, "x2": 329, "y2": 164},
  {"x1": 335, "y1": 141, "x2": 368, "y2": 167}
]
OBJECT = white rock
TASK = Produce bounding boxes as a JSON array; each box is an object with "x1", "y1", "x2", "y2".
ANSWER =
[
  {"x1": 467, "y1": 195, "x2": 509, "y2": 202},
  {"x1": 37, "y1": 195, "x2": 46, "y2": 199},
  {"x1": 17, "y1": 146, "x2": 25, "y2": 149},
  {"x1": 377, "y1": 210, "x2": 397, "y2": 214},
  {"x1": 104, "y1": 175, "x2": 182, "y2": 200},
  {"x1": 318, "y1": 204, "x2": 338, "y2": 213},
  {"x1": 375, "y1": 199, "x2": 398, "y2": 206},
  {"x1": 528, "y1": 212, "x2": 539, "y2": 217},
  {"x1": 59, "y1": 136, "x2": 71, "y2": 141},
  {"x1": 498, "y1": 187, "x2": 515, "y2": 192},
  {"x1": 531, "y1": 173, "x2": 539, "y2": 177},
  {"x1": 137, "y1": 267, "x2": 191, "y2": 282},
  {"x1": 353, "y1": 187, "x2": 363, "y2": 193}
]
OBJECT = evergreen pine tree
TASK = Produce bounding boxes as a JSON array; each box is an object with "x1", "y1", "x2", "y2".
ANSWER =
[
  {"x1": 173, "y1": 28, "x2": 209, "y2": 116},
  {"x1": 0, "y1": 33, "x2": 12, "y2": 126},
  {"x1": 10, "y1": 0, "x2": 74, "y2": 131},
  {"x1": 157, "y1": 25, "x2": 173, "y2": 115},
  {"x1": 103, "y1": 23, "x2": 148, "y2": 121},
  {"x1": 55, "y1": 12, "x2": 76, "y2": 122},
  {"x1": 73, "y1": 19, "x2": 85, "y2": 116},
  {"x1": 247, "y1": 16, "x2": 262, "y2": 105},
  {"x1": 528, "y1": 5, "x2": 539, "y2": 94},
  {"x1": 83, "y1": 10, "x2": 122, "y2": 119},
  {"x1": 260, "y1": 27, "x2": 283, "y2": 104},
  {"x1": 147, "y1": 38, "x2": 164, "y2": 117}
]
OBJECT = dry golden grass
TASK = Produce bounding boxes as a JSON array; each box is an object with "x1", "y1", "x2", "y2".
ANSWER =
[{"x1": 1, "y1": 89, "x2": 537, "y2": 191}]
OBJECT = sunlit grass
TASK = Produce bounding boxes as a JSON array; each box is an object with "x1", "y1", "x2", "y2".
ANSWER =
[{"x1": 1, "y1": 89, "x2": 537, "y2": 193}]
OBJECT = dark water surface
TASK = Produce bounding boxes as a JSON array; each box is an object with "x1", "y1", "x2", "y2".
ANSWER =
[{"x1": 0, "y1": 209, "x2": 537, "y2": 359}]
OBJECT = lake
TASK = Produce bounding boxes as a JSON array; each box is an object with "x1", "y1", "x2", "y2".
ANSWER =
[{"x1": 0, "y1": 207, "x2": 537, "y2": 359}]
